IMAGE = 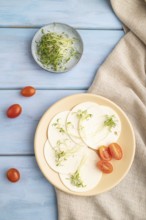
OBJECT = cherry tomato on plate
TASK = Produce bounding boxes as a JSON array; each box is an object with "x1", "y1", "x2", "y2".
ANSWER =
[
  {"x1": 7, "y1": 104, "x2": 22, "y2": 118},
  {"x1": 108, "y1": 143, "x2": 123, "y2": 160},
  {"x1": 21, "y1": 86, "x2": 36, "y2": 97},
  {"x1": 7, "y1": 168, "x2": 20, "y2": 183},
  {"x1": 97, "y1": 160, "x2": 113, "y2": 174},
  {"x1": 98, "y1": 146, "x2": 112, "y2": 161}
]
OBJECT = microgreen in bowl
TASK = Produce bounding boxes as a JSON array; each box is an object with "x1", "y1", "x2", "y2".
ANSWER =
[{"x1": 36, "y1": 30, "x2": 80, "y2": 72}]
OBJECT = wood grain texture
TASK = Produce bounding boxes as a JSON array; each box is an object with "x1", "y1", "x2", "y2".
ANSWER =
[
  {"x1": 0, "y1": 0, "x2": 123, "y2": 218},
  {"x1": 0, "y1": 28, "x2": 124, "y2": 89},
  {"x1": 0, "y1": 90, "x2": 85, "y2": 155},
  {"x1": 0, "y1": 156, "x2": 57, "y2": 220},
  {"x1": 0, "y1": 0, "x2": 122, "y2": 29}
]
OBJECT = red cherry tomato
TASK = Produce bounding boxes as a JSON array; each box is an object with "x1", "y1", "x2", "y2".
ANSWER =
[
  {"x1": 21, "y1": 86, "x2": 36, "y2": 97},
  {"x1": 98, "y1": 146, "x2": 112, "y2": 161},
  {"x1": 7, "y1": 104, "x2": 22, "y2": 118},
  {"x1": 97, "y1": 160, "x2": 113, "y2": 174},
  {"x1": 108, "y1": 143, "x2": 123, "y2": 160},
  {"x1": 7, "y1": 168, "x2": 20, "y2": 183}
]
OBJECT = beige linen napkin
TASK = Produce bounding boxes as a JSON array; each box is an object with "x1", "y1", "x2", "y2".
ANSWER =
[{"x1": 56, "y1": 0, "x2": 146, "y2": 219}]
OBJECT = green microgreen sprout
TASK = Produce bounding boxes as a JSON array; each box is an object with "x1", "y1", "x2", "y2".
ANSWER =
[
  {"x1": 52, "y1": 118, "x2": 65, "y2": 133},
  {"x1": 70, "y1": 171, "x2": 85, "y2": 187},
  {"x1": 104, "y1": 115, "x2": 117, "y2": 131},
  {"x1": 54, "y1": 150, "x2": 67, "y2": 166},
  {"x1": 76, "y1": 110, "x2": 92, "y2": 121},
  {"x1": 70, "y1": 156, "x2": 87, "y2": 188},
  {"x1": 66, "y1": 121, "x2": 74, "y2": 128},
  {"x1": 37, "y1": 31, "x2": 80, "y2": 71},
  {"x1": 54, "y1": 140, "x2": 81, "y2": 166}
]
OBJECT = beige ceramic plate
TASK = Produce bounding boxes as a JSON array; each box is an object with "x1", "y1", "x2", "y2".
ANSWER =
[{"x1": 34, "y1": 93, "x2": 135, "y2": 196}]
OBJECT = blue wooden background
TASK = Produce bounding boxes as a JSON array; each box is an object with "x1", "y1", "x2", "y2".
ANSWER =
[{"x1": 0, "y1": 0, "x2": 123, "y2": 219}]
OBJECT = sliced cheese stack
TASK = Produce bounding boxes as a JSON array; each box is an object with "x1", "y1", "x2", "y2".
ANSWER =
[{"x1": 44, "y1": 101, "x2": 121, "y2": 192}]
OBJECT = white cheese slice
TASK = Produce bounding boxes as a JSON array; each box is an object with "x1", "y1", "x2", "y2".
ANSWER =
[
  {"x1": 66, "y1": 102, "x2": 99, "y2": 145},
  {"x1": 59, "y1": 149, "x2": 102, "y2": 192},
  {"x1": 44, "y1": 140, "x2": 85, "y2": 174},
  {"x1": 48, "y1": 111, "x2": 78, "y2": 150},
  {"x1": 79, "y1": 105, "x2": 121, "y2": 149}
]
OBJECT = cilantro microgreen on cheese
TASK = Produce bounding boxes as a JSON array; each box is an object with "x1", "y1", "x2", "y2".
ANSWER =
[
  {"x1": 70, "y1": 170, "x2": 85, "y2": 188},
  {"x1": 52, "y1": 118, "x2": 65, "y2": 133},
  {"x1": 104, "y1": 115, "x2": 117, "y2": 131},
  {"x1": 54, "y1": 150, "x2": 67, "y2": 166},
  {"x1": 66, "y1": 121, "x2": 74, "y2": 128},
  {"x1": 69, "y1": 156, "x2": 87, "y2": 188},
  {"x1": 76, "y1": 110, "x2": 92, "y2": 121},
  {"x1": 54, "y1": 140, "x2": 81, "y2": 166}
]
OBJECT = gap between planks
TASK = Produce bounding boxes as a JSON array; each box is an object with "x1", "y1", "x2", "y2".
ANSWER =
[
  {"x1": 0, "y1": 26, "x2": 123, "y2": 31},
  {"x1": 0, "y1": 88, "x2": 86, "y2": 91},
  {"x1": 0, "y1": 154, "x2": 34, "y2": 157}
]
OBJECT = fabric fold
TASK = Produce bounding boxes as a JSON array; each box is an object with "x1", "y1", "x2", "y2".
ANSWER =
[
  {"x1": 56, "y1": 0, "x2": 146, "y2": 219},
  {"x1": 111, "y1": 0, "x2": 146, "y2": 45}
]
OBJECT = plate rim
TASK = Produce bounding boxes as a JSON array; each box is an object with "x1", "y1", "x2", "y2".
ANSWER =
[
  {"x1": 34, "y1": 93, "x2": 136, "y2": 196},
  {"x1": 31, "y1": 22, "x2": 84, "y2": 73}
]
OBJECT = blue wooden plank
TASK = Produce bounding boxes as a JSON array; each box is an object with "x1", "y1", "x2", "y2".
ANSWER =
[
  {"x1": 0, "y1": 28, "x2": 124, "y2": 89},
  {"x1": 0, "y1": 90, "x2": 85, "y2": 155},
  {"x1": 0, "y1": 0, "x2": 121, "y2": 29},
  {"x1": 0, "y1": 156, "x2": 57, "y2": 220}
]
